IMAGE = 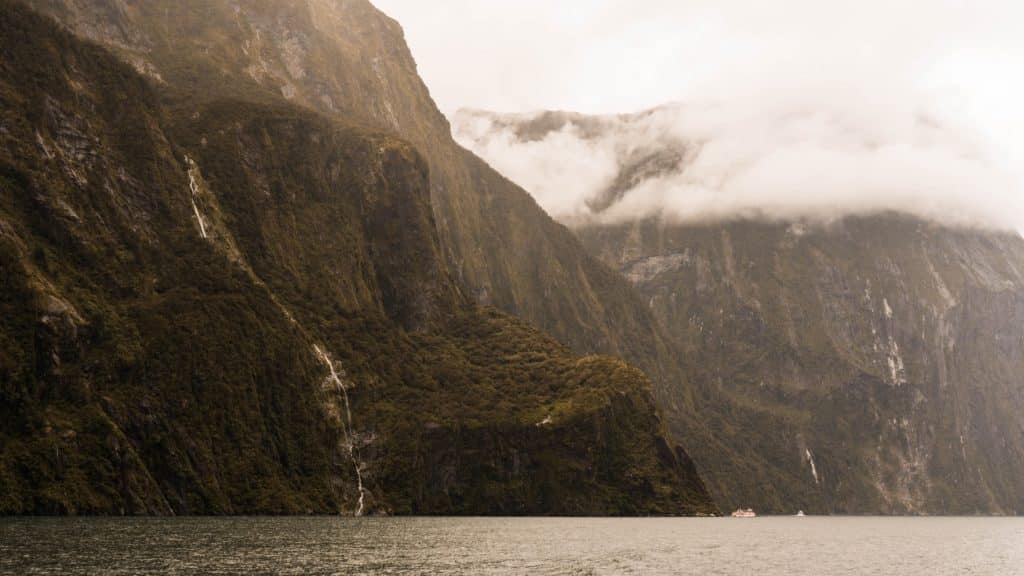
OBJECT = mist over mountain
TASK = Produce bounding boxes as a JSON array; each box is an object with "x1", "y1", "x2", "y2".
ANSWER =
[
  {"x1": 456, "y1": 105, "x2": 1024, "y2": 515},
  {"x1": 4, "y1": 0, "x2": 1024, "y2": 520},
  {"x1": 454, "y1": 100, "x2": 1023, "y2": 230}
]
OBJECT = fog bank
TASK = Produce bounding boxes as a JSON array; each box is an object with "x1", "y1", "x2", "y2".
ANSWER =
[
  {"x1": 372, "y1": 0, "x2": 1024, "y2": 230},
  {"x1": 453, "y1": 96, "x2": 1023, "y2": 230}
]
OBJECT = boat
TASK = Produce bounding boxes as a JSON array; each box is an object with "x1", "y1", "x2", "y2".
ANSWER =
[
  {"x1": 731, "y1": 508, "x2": 757, "y2": 518},
  {"x1": 795, "y1": 510, "x2": 806, "y2": 517}
]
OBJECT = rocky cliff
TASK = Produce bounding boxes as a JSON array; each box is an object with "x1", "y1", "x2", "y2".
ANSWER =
[
  {"x1": 457, "y1": 109, "x2": 1024, "y2": 515},
  {"x1": 581, "y1": 216, "x2": 1024, "y2": 514},
  {"x1": 0, "y1": 1, "x2": 716, "y2": 516},
  {"x1": 22, "y1": 0, "x2": 673, "y2": 369}
]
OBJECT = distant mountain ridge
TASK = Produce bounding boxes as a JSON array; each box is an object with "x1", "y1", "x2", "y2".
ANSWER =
[{"x1": 457, "y1": 107, "x2": 1024, "y2": 515}]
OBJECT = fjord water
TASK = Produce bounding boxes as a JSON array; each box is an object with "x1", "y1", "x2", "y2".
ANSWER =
[{"x1": 2, "y1": 517, "x2": 1021, "y2": 575}]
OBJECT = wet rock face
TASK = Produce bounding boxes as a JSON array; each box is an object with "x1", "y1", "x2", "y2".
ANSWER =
[
  {"x1": 25, "y1": 0, "x2": 673, "y2": 394},
  {"x1": 0, "y1": 1, "x2": 717, "y2": 516},
  {"x1": 578, "y1": 215, "x2": 1024, "y2": 514},
  {"x1": 30, "y1": 0, "x2": 145, "y2": 48},
  {"x1": 24, "y1": 0, "x2": 424, "y2": 134}
]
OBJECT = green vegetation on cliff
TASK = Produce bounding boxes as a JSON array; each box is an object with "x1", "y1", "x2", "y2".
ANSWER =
[{"x1": 0, "y1": 1, "x2": 716, "y2": 516}]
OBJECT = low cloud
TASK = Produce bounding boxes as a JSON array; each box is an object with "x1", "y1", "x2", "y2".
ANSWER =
[
  {"x1": 453, "y1": 93, "x2": 1024, "y2": 230},
  {"x1": 399, "y1": 0, "x2": 1024, "y2": 232}
]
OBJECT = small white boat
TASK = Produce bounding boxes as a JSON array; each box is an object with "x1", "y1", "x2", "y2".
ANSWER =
[
  {"x1": 731, "y1": 508, "x2": 757, "y2": 518},
  {"x1": 795, "y1": 510, "x2": 806, "y2": 517}
]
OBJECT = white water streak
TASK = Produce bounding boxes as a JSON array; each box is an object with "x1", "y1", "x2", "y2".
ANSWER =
[
  {"x1": 185, "y1": 156, "x2": 208, "y2": 239},
  {"x1": 882, "y1": 299, "x2": 907, "y2": 385},
  {"x1": 806, "y1": 449, "x2": 820, "y2": 485},
  {"x1": 313, "y1": 344, "x2": 367, "y2": 516}
]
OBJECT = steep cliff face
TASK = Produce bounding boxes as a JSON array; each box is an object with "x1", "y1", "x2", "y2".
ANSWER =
[
  {"x1": 581, "y1": 217, "x2": 1024, "y2": 514},
  {"x1": 21, "y1": 0, "x2": 677, "y2": 377},
  {"x1": 458, "y1": 109, "x2": 1024, "y2": 515},
  {"x1": 0, "y1": 2, "x2": 717, "y2": 516}
]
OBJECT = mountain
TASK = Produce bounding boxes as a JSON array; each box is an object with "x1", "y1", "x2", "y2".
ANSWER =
[
  {"x1": 455, "y1": 109, "x2": 1024, "y2": 515},
  {"x1": 21, "y1": 0, "x2": 1022, "y2": 517},
  {"x1": 21, "y1": 0, "x2": 673, "y2": 367},
  {"x1": 0, "y1": 1, "x2": 717, "y2": 516}
]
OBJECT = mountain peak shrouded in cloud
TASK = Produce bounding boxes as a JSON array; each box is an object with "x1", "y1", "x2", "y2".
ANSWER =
[
  {"x1": 453, "y1": 98, "x2": 1024, "y2": 230},
  {"x1": 374, "y1": 0, "x2": 1024, "y2": 231}
]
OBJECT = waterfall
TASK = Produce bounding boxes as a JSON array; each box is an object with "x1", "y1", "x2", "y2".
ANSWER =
[
  {"x1": 184, "y1": 155, "x2": 208, "y2": 239},
  {"x1": 313, "y1": 344, "x2": 367, "y2": 516},
  {"x1": 806, "y1": 449, "x2": 820, "y2": 485}
]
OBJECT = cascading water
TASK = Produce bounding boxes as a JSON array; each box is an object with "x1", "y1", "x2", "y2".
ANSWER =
[
  {"x1": 313, "y1": 344, "x2": 367, "y2": 516},
  {"x1": 806, "y1": 449, "x2": 821, "y2": 485},
  {"x1": 184, "y1": 155, "x2": 208, "y2": 239}
]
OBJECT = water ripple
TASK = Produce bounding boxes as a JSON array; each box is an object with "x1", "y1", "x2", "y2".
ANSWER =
[{"x1": 1, "y1": 517, "x2": 1022, "y2": 575}]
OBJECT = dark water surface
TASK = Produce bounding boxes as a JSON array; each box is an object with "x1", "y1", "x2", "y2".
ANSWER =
[{"x1": 1, "y1": 516, "x2": 1021, "y2": 575}]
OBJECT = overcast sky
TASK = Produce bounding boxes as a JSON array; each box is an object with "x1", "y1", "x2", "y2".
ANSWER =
[
  {"x1": 373, "y1": 1, "x2": 1022, "y2": 114},
  {"x1": 372, "y1": 0, "x2": 1024, "y2": 229}
]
